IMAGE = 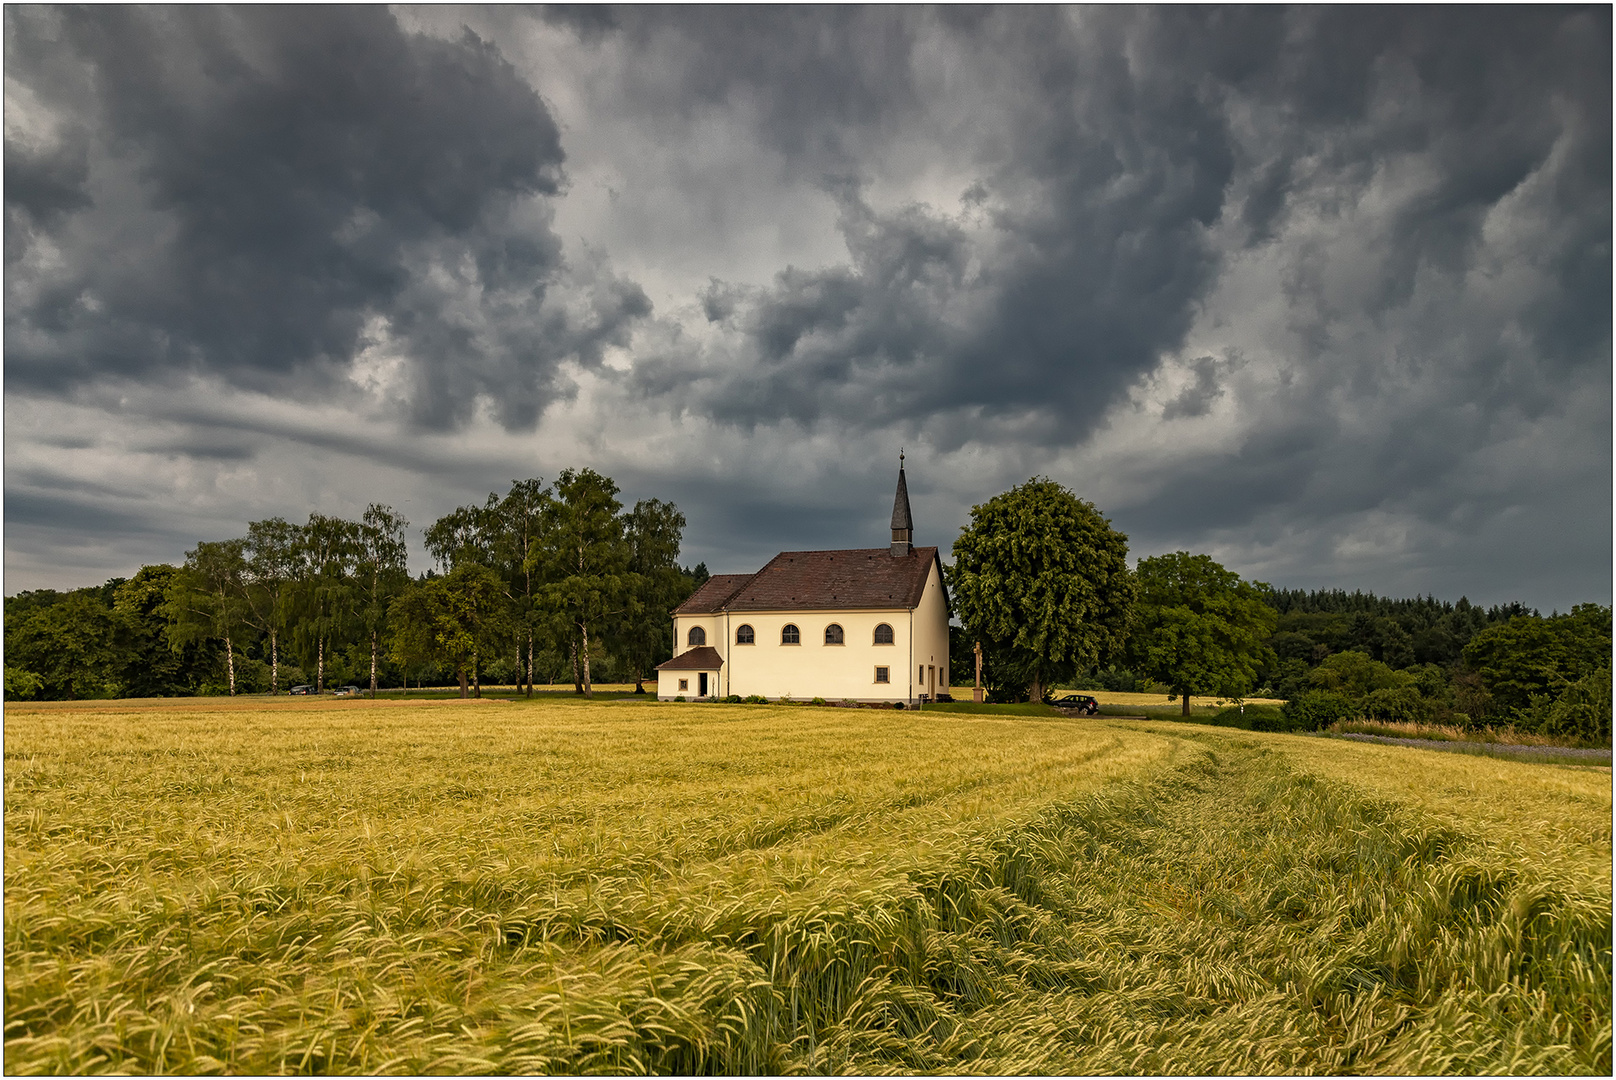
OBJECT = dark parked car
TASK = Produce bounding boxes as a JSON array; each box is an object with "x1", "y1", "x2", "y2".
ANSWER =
[
  {"x1": 1050, "y1": 693, "x2": 1100, "y2": 714},
  {"x1": 333, "y1": 685, "x2": 361, "y2": 697},
  {"x1": 289, "y1": 685, "x2": 315, "y2": 695}
]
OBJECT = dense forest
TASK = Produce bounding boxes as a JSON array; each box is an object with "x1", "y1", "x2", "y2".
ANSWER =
[
  {"x1": 6, "y1": 475, "x2": 1610, "y2": 742},
  {"x1": 4, "y1": 471, "x2": 707, "y2": 701}
]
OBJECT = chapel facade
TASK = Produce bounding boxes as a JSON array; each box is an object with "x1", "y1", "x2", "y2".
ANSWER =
[{"x1": 656, "y1": 462, "x2": 951, "y2": 703}]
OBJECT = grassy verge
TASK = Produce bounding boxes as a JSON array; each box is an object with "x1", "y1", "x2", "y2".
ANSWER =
[
  {"x1": 1328, "y1": 718, "x2": 1610, "y2": 750},
  {"x1": 918, "y1": 701, "x2": 1064, "y2": 717},
  {"x1": 4, "y1": 701, "x2": 1609, "y2": 1074}
]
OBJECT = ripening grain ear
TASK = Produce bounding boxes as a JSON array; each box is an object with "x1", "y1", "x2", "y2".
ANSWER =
[{"x1": 2, "y1": 699, "x2": 1608, "y2": 1074}]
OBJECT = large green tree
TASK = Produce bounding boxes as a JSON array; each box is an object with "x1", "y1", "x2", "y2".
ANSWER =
[
  {"x1": 242, "y1": 518, "x2": 302, "y2": 694},
  {"x1": 527, "y1": 467, "x2": 630, "y2": 698},
  {"x1": 293, "y1": 515, "x2": 357, "y2": 692},
  {"x1": 5, "y1": 591, "x2": 127, "y2": 700},
  {"x1": 354, "y1": 504, "x2": 411, "y2": 697},
  {"x1": 493, "y1": 480, "x2": 550, "y2": 696},
  {"x1": 621, "y1": 497, "x2": 693, "y2": 693},
  {"x1": 113, "y1": 565, "x2": 205, "y2": 697},
  {"x1": 1462, "y1": 604, "x2": 1612, "y2": 716},
  {"x1": 389, "y1": 565, "x2": 512, "y2": 697},
  {"x1": 164, "y1": 540, "x2": 250, "y2": 695},
  {"x1": 1129, "y1": 552, "x2": 1277, "y2": 715},
  {"x1": 951, "y1": 479, "x2": 1135, "y2": 703}
]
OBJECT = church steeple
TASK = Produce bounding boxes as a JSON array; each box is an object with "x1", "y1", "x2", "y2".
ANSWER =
[{"x1": 890, "y1": 452, "x2": 913, "y2": 557}]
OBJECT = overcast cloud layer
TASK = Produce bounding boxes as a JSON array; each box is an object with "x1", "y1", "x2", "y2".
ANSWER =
[{"x1": 5, "y1": 5, "x2": 1610, "y2": 610}]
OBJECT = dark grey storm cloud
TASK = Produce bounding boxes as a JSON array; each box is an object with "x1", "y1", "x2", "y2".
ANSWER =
[
  {"x1": 5, "y1": 5, "x2": 646, "y2": 430},
  {"x1": 4, "y1": 5, "x2": 1610, "y2": 611},
  {"x1": 622, "y1": 5, "x2": 1607, "y2": 432}
]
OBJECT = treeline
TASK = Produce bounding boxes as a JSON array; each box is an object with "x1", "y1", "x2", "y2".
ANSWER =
[
  {"x1": 4, "y1": 470, "x2": 707, "y2": 701},
  {"x1": 939, "y1": 477, "x2": 1608, "y2": 744},
  {"x1": 1070, "y1": 587, "x2": 1609, "y2": 741}
]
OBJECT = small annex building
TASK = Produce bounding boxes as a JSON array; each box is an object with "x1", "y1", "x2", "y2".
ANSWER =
[{"x1": 656, "y1": 461, "x2": 951, "y2": 703}]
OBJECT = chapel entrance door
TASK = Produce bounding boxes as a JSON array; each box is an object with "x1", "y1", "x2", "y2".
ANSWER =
[{"x1": 698, "y1": 672, "x2": 708, "y2": 698}]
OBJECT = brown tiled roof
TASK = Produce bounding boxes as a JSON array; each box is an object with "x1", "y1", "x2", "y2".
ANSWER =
[
  {"x1": 722, "y1": 547, "x2": 941, "y2": 612},
  {"x1": 673, "y1": 574, "x2": 755, "y2": 615},
  {"x1": 655, "y1": 646, "x2": 725, "y2": 670}
]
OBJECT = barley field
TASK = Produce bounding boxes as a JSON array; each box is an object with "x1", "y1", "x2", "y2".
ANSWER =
[{"x1": 4, "y1": 698, "x2": 1610, "y2": 1074}]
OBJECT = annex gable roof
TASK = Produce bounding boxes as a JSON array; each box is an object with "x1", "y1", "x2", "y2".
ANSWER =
[{"x1": 655, "y1": 645, "x2": 725, "y2": 670}]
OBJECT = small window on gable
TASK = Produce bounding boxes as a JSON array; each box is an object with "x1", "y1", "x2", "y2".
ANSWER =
[
  {"x1": 736, "y1": 624, "x2": 755, "y2": 645},
  {"x1": 781, "y1": 624, "x2": 800, "y2": 645},
  {"x1": 873, "y1": 623, "x2": 895, "y2": 645},
  {"x1": 688, "y1": 626, "x2": 706, "y2": 647},
  {"x1": 824, "y1": 623, "x2": 844, "y2": 645},
  {"x1": 875, "y1": 666, "x2": 890, "y2": 684}
]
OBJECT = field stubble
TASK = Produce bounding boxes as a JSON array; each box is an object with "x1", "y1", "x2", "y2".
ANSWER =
[{"x1": 4, "y1": 698, "x2": 1610, "y2": 1074}]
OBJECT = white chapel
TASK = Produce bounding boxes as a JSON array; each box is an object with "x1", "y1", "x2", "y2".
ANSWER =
[{"x1": 656, "y1": 461, "x2": 952, "y2": 703}]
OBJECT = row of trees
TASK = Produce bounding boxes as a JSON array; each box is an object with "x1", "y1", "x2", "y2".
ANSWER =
[
  {"x1": 5, "y1": 470, "x2": 704, "y2": 701},
  {"x1": 949, "y1": 479, "x2": 1277, "y2": 714},
  {"x1": 7, "y1": 471, "x2": 1609, "y2": 741},
  {"x1": 948, "y1": 479, "x2": 1611, "y2": 740}
]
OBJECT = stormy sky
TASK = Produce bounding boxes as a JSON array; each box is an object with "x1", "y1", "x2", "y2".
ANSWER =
[{"x1": 5, "y1": 5, "x2": 1610, "y2": 610}]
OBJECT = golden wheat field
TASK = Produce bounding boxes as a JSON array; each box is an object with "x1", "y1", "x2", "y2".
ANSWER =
[{"x1": 4, "y1": 697, "x2": 1610, "y2": 1075}]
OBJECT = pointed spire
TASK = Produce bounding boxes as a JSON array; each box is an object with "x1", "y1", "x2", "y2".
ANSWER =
[{"x1": 890, "y1": 454, "x2": 913, "y2": 556}]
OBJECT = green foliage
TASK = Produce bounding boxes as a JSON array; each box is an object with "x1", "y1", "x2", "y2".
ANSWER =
[
  {"x1": 620, "y1": 498, "x2": 694, "y2": 690},
  {"x1": 1283, "y1": 692, "x2": 1355, "y2": 731},
  {"x1": 529, "y1": 468, "x2": 632, "y2": 696},
  {"x1": 1207, "y1": 703, "x2": 1298, "y2": 732},
  {"x1": 241, "y1": 518, "x2": 301, "y2": 694},
  {"x1": 1129, "y1": 552, "x2": 1276, "y2": 714},
  {"x1": 389, "y1": 565, "x2": 514, "y2": 697},
  {"x1": 353, "y1": 504, "x2": 411, "y2": 695},
  {"x1": 291, "y1": 514, "x2": 360, "y2": 692},
  {"x1": 951, "y1": 478, "x2": 1134, "y2": 701},
  {"x1": 163, "y1": 540, "x2": 250, "y2": 696},
  {"x1": 5, "y1": 666, "x2": 44, "y2": 700},
  {"x1": 1462, "y1": 604, "x2": 1613, "y2": 717},
  {"x1": 1361, "y1": 685, "x2": 1435, "y2": 725},
  {"x1": 1517, "y1": 665, "x2": 1613, "y2": 742},
  {"x1": 1306, "y1": 650, "x2": 1409, "y2": 698}
]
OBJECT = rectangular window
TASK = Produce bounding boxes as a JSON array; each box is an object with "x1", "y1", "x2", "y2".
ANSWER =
[
  {"x1": 874, "y1": 666, "x2": 889, "y2": 684},
  {"x1": 678, "y1": 678, "x2": 689, "y2": 691},
  {"x1": 919, "y1": 666, "x2": 925, "y2": 683}
]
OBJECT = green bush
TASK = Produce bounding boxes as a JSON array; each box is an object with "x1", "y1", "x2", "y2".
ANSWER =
[
  {"x1": 743, "y1": 694, "x2": 769, "y2": 704},
  {"x1": 1361, "y1": 685, "x2": 1435, "y2": 725},
  {"x1": 1207, "y1": 704, "x2": 1301, "y2": 732},
  {"x1": 721, "y1": 694, "x2": 744, "y2": 703},
  {"x1": 5, "y1": 666, "x2": 43, "y2": 701},
  {"x1": 1283, "y1": 691, "x2": 1355, "y2": 731},
  {"x1": 1517, "y1": 665, "x2": 1612, "y2": 741}
]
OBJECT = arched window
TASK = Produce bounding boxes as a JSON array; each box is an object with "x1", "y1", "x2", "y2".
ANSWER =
[
  {"x1": 736, "y1": 624, "x2": 755, "y2": 645},
  {"x1": 824, "y1": 623, "x2": 844, "y2": 645},
  {"x1": 781, "y1": 624, "x2": 800, "y2": 645},
  {"x1": 687, "y1": 626, "x2": 706, "y2": 647},
  {"x1": 873, "y1": 623, "x2": 895, "y2": 645}
]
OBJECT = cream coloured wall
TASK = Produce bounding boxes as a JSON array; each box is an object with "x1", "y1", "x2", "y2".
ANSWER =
[
  {"x1": 656, "y1": 666, "x2": 717, "y2": 699},
  {"x1": 666, "y1": 558, "x2": 951, "y2": 702}
]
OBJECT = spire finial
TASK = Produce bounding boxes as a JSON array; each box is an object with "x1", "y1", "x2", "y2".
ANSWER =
[{"x1": 899, "y1": 447, "x2": 905, "y2": 466}]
